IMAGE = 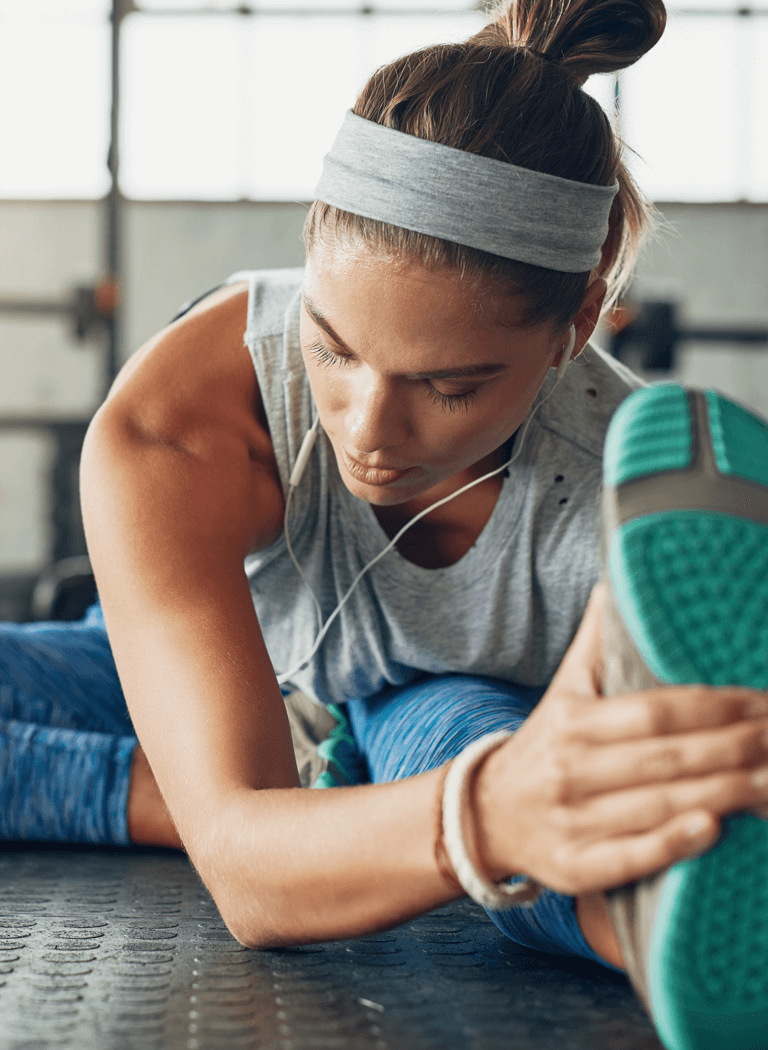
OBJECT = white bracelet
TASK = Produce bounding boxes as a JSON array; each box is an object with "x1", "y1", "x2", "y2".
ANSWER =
[{"x1": 442, "y1": 730, "x2": 543, "y2": 912}]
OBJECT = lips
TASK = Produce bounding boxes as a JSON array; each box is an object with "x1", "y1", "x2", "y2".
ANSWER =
[{"x1": 340, "y1": 447, "x2": 414, "y2": 487}]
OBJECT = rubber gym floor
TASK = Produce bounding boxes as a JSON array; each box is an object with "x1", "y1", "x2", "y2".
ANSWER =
[{"x1": 0, "y1": 842, "x2": 662, "y2": 1050}]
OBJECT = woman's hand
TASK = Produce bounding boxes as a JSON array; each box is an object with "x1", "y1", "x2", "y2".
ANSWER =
[{"x1": 473, "y1": 583, "x2": 768, "y2": 896}]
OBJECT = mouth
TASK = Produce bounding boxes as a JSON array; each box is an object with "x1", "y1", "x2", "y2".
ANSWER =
[{"x1": 340, "y1": 447, "x2": 415, "y2": 487}]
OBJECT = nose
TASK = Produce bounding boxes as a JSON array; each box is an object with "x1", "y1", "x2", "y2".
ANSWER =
[{"x1": 346, "y1": 369, "x2": 409, "y2": 455}]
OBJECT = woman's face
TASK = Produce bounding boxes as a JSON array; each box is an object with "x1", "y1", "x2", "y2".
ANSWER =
[{"x1": 300, "y1": 245, "x2": 569, "y2": 508}]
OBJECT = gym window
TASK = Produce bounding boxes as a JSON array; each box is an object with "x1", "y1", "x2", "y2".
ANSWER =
[{"x1": 0, "y1": 0, "x2": 765, "y2": 202}]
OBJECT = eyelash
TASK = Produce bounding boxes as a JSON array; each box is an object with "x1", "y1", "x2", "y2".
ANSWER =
[{"x1": 307, "y1": 340, "x2": 479, "y2": 414}]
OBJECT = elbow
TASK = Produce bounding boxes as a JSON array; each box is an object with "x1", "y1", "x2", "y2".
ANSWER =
[
  {"x1": 218, "y1": 904, "x2": 303, "y2": 951},
  {"x1": 190, "y1": 805, "x2": 319, "y2": 950},
  {"x1": 223, "y1": 920, "x2": 280, "y2": 951},
  {"x1": 201, "y1": 867, "x2": 303, "y2": 950}
]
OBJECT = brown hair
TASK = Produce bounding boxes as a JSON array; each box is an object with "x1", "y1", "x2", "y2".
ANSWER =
[{"x1": 304, "y1": 0, "x2": 666, "y2": 330}]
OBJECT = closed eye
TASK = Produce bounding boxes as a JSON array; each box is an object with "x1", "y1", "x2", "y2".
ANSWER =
[
  {"x1": 308, "y1": 340, "x2": 351, "y2": 367},
  {"x1": 307, "y1": 340, "x2": 479, "y2": 413},
  {"x1": 424, "y1": 386, "x2": 478, "y2": 412}
]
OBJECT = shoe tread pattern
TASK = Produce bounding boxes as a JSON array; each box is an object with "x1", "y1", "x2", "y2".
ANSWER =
[
  {"x1": 706, "y1": 390, "x2": 768, "y2": 489},
  {"x1": 604, "y1": 385, "x2": 692, "y2": 488},
  {"x1": 652, "y1": 814, "x2": 768, "y2": 1050},
  {"x1": 606, "y1": 386, "x2": 768, "y2": 1050},
  {"x1": 610, "y1": 511, "x2": 768, "y2": 689},
  {"x1": 663, "y1": 815, "x2": 768, "y2": 1005}
]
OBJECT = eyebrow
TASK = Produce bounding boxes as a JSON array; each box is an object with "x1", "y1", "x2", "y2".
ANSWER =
[{"x1": 302, "y1": 293, "x2": 509, "y2": 382}]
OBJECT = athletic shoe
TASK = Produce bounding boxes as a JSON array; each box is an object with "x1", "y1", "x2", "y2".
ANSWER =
[
  {"x1": 601, "y1": 383, "x2": 768, "y2": 1050},
  {"x1": 284, "y1": 691, "x2": 366, "y2": 788}
]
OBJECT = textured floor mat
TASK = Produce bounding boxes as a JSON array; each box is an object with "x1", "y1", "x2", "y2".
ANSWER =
[{"x1": 0, "y1": 846, "x2": 661, "y2": 1050}]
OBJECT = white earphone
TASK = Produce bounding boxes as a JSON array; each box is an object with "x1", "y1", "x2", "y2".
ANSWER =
[
  {"x1": 289, "y1": 415, "x2": 322, "y2": 488},
  {"x1": 556, "y1": 324, "x2": 576, "y2": 379}
]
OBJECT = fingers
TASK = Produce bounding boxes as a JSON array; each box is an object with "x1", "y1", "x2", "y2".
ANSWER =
[
  {"x1": 573, "y1": 686, "x2": 768, "y2": 745},
  {"x1": 567, "y1": 762, "x2": 768, "y2": 839},
  {"x1": 555, "y1": 809, "x2": 720, "y2": 896},
  {"x1": 560, "y1": 717, "x2": 768, "y2": 802}
]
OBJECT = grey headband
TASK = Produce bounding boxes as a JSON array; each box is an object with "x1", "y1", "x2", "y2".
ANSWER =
[{"x1": 315, "y1": 111, "x2": 618, "y2": 273}]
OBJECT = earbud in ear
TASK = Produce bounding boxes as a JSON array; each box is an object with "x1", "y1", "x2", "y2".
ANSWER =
[{"x1": 556, "y1": 325, "x2": 577, "y2": 380}]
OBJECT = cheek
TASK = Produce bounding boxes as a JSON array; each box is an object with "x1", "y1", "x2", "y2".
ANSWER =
[
  {"x1": 415, "y1": 407, "x2": 507, "y2": 467},
  {"x1": 494, "y1": 359, "x2": 551, "y2": 428},
  {"x1": 303, "y1": 358, "x2": 345, "y2": 415}
]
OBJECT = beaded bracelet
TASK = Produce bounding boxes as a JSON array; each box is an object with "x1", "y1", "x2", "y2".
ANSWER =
[{"x1": 442, "y1": 731, "x2": 543, "y2": 911}]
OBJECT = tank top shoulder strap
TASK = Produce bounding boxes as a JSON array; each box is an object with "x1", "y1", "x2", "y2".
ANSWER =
[{"x1": 231, "y1": 268, "x2": 310, "y2": 497}]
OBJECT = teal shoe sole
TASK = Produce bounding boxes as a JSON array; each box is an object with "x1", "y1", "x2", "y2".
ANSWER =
[{"x1": 604, "y1": 385, "x2": 768, "y2": 1050}]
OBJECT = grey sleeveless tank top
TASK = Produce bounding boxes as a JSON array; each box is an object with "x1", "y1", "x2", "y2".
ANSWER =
[{"x1": 227, "y1": 268, "x2": 642, "y2": 706}]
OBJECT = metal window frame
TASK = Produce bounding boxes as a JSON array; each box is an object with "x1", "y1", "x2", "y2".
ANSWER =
[{"x1": 0, "y1": 0, "x2": 766, "y2": 586}]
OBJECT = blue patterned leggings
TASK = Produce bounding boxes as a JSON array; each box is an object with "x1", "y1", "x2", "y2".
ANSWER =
[{"x1": 0, "y1": 602, "x2": 134, "y2": 844}]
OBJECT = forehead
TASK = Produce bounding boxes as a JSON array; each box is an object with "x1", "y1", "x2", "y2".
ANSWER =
[
  {"x1": 306, "y1": 247, "x2": 464, "y2": 314},
  {"x1": 302, "y1": 245, "x2": 530, "y2": 345}
]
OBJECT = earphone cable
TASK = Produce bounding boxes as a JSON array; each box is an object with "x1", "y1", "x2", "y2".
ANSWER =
[
  {"x1": 276, "y1": 372, "x2": 563, "y2": 686},
  {"x1": 283, "y1": 483, "x2": 324, "y2": 632}
]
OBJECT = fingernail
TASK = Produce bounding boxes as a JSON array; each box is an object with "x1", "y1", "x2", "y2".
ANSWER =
[
  {"x1": 685, "y1": 813, "x2": 711, "y2": 838},
  {"x1": 752, "y1": 767, "x2": 768, "y2": 789}
]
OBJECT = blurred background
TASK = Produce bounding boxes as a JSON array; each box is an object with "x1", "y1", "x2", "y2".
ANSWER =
[{"x1": 0, "y1": 0, "x2": 767, "y2": 620}]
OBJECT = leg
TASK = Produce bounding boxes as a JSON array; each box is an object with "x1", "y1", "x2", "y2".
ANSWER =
[
  {"x1": 127, "y1": 742, "x2": 183, "y2": 848},
  {"x1": 576, "y1": 893, "x2": 624, "y2": 970},
  {"x1": 0, "y1": 601, "x2": 131, "y2": 734},
  {"x1": 346, "y1": 674, "x2": 622, "y2": 970},
  {"x1": 0, "y1": 601, "x2": 167, "y2": 845}
]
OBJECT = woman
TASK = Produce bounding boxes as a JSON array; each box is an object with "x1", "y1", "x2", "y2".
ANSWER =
[{"x1": 3, "y1": 1, "x2": 768, "y2": 1047}]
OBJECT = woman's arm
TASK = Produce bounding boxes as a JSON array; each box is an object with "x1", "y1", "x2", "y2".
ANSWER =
[{"x1": 80, "y1": 285, "x2": 462, "y2": 945}]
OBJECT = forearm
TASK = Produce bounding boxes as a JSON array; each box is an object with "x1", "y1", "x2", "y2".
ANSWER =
[{"x1": 194, "y1": 769, "x2": 462, "y2": 947}]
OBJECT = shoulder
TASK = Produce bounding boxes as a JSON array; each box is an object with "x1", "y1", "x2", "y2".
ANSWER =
[
  {"x1": 88, "y1": 279, "x2": 286, "y2": 555},
  {"x1": 107, "y1": 281, "x2": 253, "y2": 421},
  {"x1": 534, "y1": 341, "x2": 644, "y2": 460},
  {"x1": 102, "y1": 281, "x2": 280, "y2": 495}
]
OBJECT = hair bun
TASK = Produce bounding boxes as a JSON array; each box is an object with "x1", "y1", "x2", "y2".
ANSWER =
[{"x1": 481, "y1": 0, "x2": 666, "y2": 84}]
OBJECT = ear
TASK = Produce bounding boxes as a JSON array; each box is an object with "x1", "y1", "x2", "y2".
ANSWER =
[
  {"x1": 573, "y1": 277, "x2": 608, "y2": 358},
  {"x1": 551, "y1": 278, "x2": 608, "y2": 373}
]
